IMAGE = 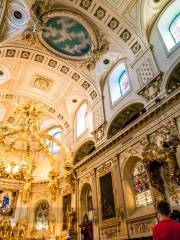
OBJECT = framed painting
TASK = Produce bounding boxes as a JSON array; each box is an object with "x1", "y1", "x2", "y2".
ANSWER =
[
  {"x1": 0, "y1": 189, "x2": 19, "y2": 217},
  {"x1": 100, "y1": 172, "x2": 116, "y2": 220}
]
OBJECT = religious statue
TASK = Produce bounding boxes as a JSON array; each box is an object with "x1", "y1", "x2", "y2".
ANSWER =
[
  {"x1": 48, "y1": 171, "x2": 58, "y2": 200},
  {"x1": 79, "y1": 214, "x2": 93, "y2": 240},
  {"x1": 49, "y1": 214, "x2": 55, "y2": 233},
  {"x1": 67, "y1": 208, "x2": 76, "y2": 232}
]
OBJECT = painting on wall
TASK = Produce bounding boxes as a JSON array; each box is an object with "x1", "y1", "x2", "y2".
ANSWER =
[
  {"x1": 0, "y1": 189, "x2": 19, "y2": 217},
  {"x1": 62, "y1": 194, "x2": 71, "y2": 230},
  {"x1": 100, "y1": 172, "x2": 116, "y2": 220},
  {"x1": 42, "y1": 16, "x2": 92, "y2": 58}
]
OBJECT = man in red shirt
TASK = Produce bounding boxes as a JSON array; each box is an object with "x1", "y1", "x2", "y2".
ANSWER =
[{"x1": 153, "y1": 200, "x2": 180, "y2": 240}]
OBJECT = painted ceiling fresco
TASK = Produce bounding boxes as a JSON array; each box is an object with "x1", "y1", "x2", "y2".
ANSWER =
[{"x1": 42, "y1": 16, "x2": 92, "y2": 58}]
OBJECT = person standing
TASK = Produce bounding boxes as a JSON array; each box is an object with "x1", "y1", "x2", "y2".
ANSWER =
[{"x1": 153, "y1": 200, "x2": 180, "y2": 240}]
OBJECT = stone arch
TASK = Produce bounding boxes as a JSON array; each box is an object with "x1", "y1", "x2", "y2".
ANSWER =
[
  {"x1": 74, "y1": 140, "x2": 96, "y2": 164},
  {"x1": 122, "y1": 155, "x2": 153, "y2": 216},
  {"x1": 107, "y1": 103, "x2": 145, "y2": 139},
  {"x1": 33, "y1": 199, "x2": 50, "y2": 231},
  {"x1": 165, "y1": 62, "x2": 180, "y2": 94},
  {"x1": 80, "y1": 183, "x2": 93, "y2": 222}
]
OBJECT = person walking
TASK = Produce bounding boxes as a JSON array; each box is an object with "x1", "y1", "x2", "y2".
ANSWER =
[{"x1": 153, "y1": 200, "x2": 180, "y2": 240}]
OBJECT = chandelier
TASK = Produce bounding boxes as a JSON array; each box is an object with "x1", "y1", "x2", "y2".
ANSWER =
[{"x1": 0, "y1": 102, "x2": 73, "y2": 204}]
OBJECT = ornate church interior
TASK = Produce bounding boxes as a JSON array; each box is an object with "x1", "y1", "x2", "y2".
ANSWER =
[{"x1": 0, "y1": 0, "x2": 179, "y2": 239}]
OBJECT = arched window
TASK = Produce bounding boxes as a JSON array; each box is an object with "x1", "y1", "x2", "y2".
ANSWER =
[
  {"x1": 76, "y1": 103, "x2": 92, "y2": 137},
  {"x1": 158, "y1": 1, "x2": 180, "y2": 51},
  {"x1": 109, "y1": 63, "x2": 130, "y2": 105},
  {"x1": 132, "y1": 162, "x2": 153, "y2": 207},
  {"x1": 35, "y1": 201, "x2": 50, "y2": 231},
  {"x1": 169, "y1": 14, "x2": 180, "y2": 44},
  {"x1": 47, "y1": 127, "x2": 62, "y2": 153}
]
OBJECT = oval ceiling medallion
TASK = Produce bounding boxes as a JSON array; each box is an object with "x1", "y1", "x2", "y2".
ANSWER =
[{"x1": 41, "y1": 15, "x2": 93, "y2": 59}]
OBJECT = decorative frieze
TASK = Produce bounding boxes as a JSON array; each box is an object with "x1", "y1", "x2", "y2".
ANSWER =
[
  {"x1": 100, "y1": 225, "x2": 121, "y2": 239},
  {"x1": 129, "y1": 219, "x2": 155, "y2": 237}
]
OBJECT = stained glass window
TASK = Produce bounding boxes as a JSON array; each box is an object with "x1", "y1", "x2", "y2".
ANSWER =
[
  {"x1": 109, "y1": 63, "x2": 130, "y2": 104},
  {"x1": 133, "y1": 162, "x2": 153, "y2": 207},
  {"x1": 170, "y1": 14, "x2": 180, "y2": 44},
  {"x1": 119, "y1": 71, "x2": 129, "y2": 95}
]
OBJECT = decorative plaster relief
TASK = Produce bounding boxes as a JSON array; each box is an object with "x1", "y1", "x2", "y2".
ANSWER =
[
  {"x1": 92, "y1": 121, "x2": 107, "y2": 143},
  {"x1": 129, "y1": 219, "x2": 155, "y2": 236},
  {"x1": 32, "y1": 76, "x2": 52, "y2": 92},
  {"x1": 100, "y1": 225, "x2": 121, "y2": 239},
  {"x1": 137, "y1": 59, "x2": 155, "y2": 84},
  {"x1": 0, "y1": 46, "x2": 99, "y2": 102},
  {"x1": 70, "y1": 0, "x2": 145, "y2": 55},
  {"x1": 137, "y1": 72, "x2": 163, "y2": 102}
]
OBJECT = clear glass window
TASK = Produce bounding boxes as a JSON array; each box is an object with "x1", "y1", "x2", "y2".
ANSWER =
[{"x1": 76, "y1": 103, "x2": 92, "y2": 137}]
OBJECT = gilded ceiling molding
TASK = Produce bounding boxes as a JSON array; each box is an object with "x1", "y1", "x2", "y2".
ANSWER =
[
  {"x1": 65, "y1": 0, "x2": 146, "y2": 55},
  {"x1": 0, "y1": 46, "x2": 100, "y2": 102},
  {"x1": 22, "y1": 1, "x2": 109, "y2": 70},
  {"x1": 0, "y1": 91, "x2": 70, "y2": 130}
]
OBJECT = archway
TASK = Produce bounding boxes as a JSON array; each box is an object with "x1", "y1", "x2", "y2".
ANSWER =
[
  {"x1": 34, "y1": 200, "x2": 50, "y2": 232},
  {"x1": 166, "y1": 63, "x2": 180, "y2": 94},
  {"x1": 74, "y1": 141, "x2": 95, "y2": 164},
  {"x1": 107, "y1": 103, "x2": 145, "y2": 139},
  {"x1": 80, "y1": 183, "x2": 93, "y2": 221}
]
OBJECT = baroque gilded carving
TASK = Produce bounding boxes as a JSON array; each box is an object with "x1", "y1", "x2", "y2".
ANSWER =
[
  {"x1": 140, "y1": 122, "x2": 180, "y2": 202},
  {"x1": 137, "y1": 72, "x2": 163, "y2": 102},
  {"x1": 22, "y1": 1, "x2": 109, "y2": 70}
]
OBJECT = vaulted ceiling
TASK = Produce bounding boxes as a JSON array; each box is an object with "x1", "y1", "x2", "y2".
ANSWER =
[{"x1": 0, "y1": 0, "x2": 170, "y2": 141}]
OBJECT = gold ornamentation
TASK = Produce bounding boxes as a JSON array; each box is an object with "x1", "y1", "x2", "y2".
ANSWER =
[
  {"x1": 33, "y1": 76, "x2": 52, "y2": 91},
  {"x1": 141, "y1": 130, "x2": 180, "y2": 202},
  {"x1": 60, "y1": 65, "x2": 69, "y2": 74},
  {"x1": 108, "y1": 18, "x2": 119, "y2": 30},
  {"x1": 90, "y1": 90, "x2": 97, "y2": 100},
  {"x1": 95, "y1": 7, "x2": 106, "y2": 20},
  {"x1": 71, "y1": 73, "x2": 80, "y2": 81},
  {"x1": 120, "y1": 29, "x2": 131, "y2": 42},
  {"x1": 81, "y1": 33, "x2": 109, "y2": 71},
  {"x1": 0, "y1": 102, "x2": 74, "y2": 202},
  {"x1": 131, "y1": 41, "x2": 141, "y2": 54},
  {"x1": 6, "y1": 49, "x2": 16, "y2": 57},
  {"x1": 21, "y1": 51, "x2": 30, "y2": 59},
  {"x1": 80, "y1": 0, "x2": 92, "y2": 10},
  {"x1": 82, "y1": 81, "x2": 90, "y2": 89}
]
